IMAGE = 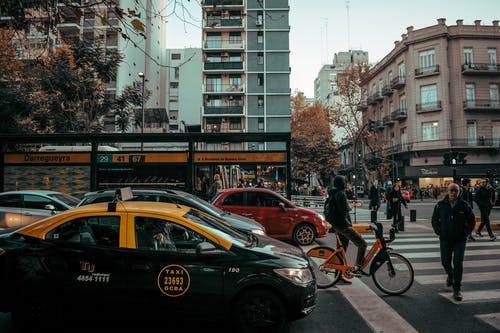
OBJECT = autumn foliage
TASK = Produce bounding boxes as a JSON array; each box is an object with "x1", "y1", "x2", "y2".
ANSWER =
[{"x1": 291, "y1": 92, "x2": 338, "y2": 184}]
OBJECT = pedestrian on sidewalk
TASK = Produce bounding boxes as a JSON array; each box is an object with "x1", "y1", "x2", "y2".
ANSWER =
[
  {"x1": 431, "y1": 183, "x2": 476, "y2": 301},
  {"x1": 474, "y1": 178, "x2": 497, "y2": 241},
  {"x1": 460, "y1": 178, "x2": 476, "y2": 242},
  {"x1": 387, "y1": 183, "x2": 408, "y2": 232}
]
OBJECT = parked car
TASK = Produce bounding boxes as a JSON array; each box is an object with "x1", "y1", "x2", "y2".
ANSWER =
[
  {"x1": 0, "y1": 190, "x2": 80, "y2": 229},
  {"x1": 401, "y1": 190, "x2": 411, "y2": 203},
  {"x1": 0, "y1": 201, "x2": 316, "y2": 331},
  {"x1": 211, "y1": 188, "x2": 330, "y2": 246},
  {"x1": 77, "y1": 188, "x2": 266, "y2": 235}
]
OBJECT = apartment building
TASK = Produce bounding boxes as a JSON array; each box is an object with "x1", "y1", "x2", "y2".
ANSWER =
[
  {"x1": 201, "y1": 0, "x2": 290, "y2": 150},
  {"x1": 1, "y1": 0, "x2": 167, "y2": 134},
  {"x1": 358, "y1": 18, "x2": 500, "y2": 188},
  {"x1": 165, "y1": 48, "x2": 203, "y2": 132}
]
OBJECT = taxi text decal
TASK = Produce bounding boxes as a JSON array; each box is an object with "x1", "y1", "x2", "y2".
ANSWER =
[
  {"x1": 77, "y1": 261, "x2": 111, "y2": 283},
  {"x1": 157, "y1": 264, "x2": 190, "y2": 297}
]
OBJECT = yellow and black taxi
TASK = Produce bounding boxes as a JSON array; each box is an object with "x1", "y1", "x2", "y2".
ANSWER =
[{"x1": 0, "y1": 200, "x2": 316, "y2": 332}]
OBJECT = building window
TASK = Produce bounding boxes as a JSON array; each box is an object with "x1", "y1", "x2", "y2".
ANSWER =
[
  {"x1": 206, "y1": 32, "x2": 222, "y2": 48},
  {"x1": 257, "y1": 96, "x2": 264, "y2": 107},
  {"x1": 170, "y1": 82, "x2": 179, "y2": 89},
  {"x1": 398, "y1": 62, "x2": 405, "y2": 78},
  {"x1": 422, "y1": 122, "x2": 439, "y2": 141},
  {"x1": 174, "y1": 67, "x2": 179, "y2": 80},
  {"x1": 464, "y1": 48, "x2": 473, "y2": 65},
  {"x1": 229, "y1": 32, "x2": 241, "y2": 44},
  {"x1": 257, "y1": 52, "x2": 264, "y2": 65},
  {"x1": 388, "y1": 71, "x2": 393, "y2": 84},
  {"x1": 257, "y1": 32, "x2": 263, "y2": 44},
  {"x1": 206, "y1": 76, "x2": 222, "y2": 92},
  {"x1": 378, "y1": 79, "x2": 383, "y2": 94},
  {"x1": 465, "y1": 83, "x2": 475, "y2": 103},
  {"x1": 467, "y1": 121, "x2": 477, "y2": 146},
  {"x1": 418, "y1": 49, "x2": 435, "y2": 73},
  {"x1": 488, "y1": 48, "x2": 497, "y2": 66},
  {"x1": 257, "y1": 74, "x2": 264, "y2": 86},
  {"x1": 171, "y1": 53, "x2": 181, "y2": 60},
  {"x1": 256, "y1": 12, "x2": 263, "y2": 26},
  {"x1": 258, "y1": 118, "x2": 264, "y2": 131},
  {"x1": 400, "y1": 127, "x2": 408, "y2": 147},
  {"x1": 420, "y1": 84, "x2": 437, "y2": 108},
  {"x1": 490, "y1": 84, "x2": 499, "y2": 107},
  {"x1": 399, "y1": 95, "x2": 406, "y2": 111}
]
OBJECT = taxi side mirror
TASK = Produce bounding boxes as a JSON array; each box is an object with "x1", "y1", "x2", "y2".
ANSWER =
[{"x1": 196, "y1": 241, "x2": 226, "y2": 256}]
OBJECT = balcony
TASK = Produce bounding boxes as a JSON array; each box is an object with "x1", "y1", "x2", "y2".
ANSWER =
[
  {"x1": 416, "y1": 100, "x2": 442, "y2": 113},
  {"x1": 203, "y1": 0, "x2": 243, "y2": 6},
  {"x1": 357, "y1": 100, "x2": 368, "y2": 111},
  {"x1": 415, "y1": 65, "x2": 440, "y2": 78},
  {"x1": 206, "y1": 18, "x2": 243, "y2": 29},
  {"x1": 382, "y1": 115, "x2": 395, "y2": 126},
  {"x1": 390, "y1": 75, "x2": 405, "y2": 89},
  {"x1": 375, "y1": 120, "x2": 384, "y2": 130},
  {"x1": 204, "y1": 61, "x2": 244, "y2": 71},
  {"x1": 463, "y1": 99, "x2": 500, "y2": 112},
  {"x1": 204, "y1": 83, "x2": 245, "y2": 93},
  {"x1": 381, "y1": 85, "x2": 393, "y2": 96},
  {"x1": 391, "y1": 108, "x2": 407, "y2": 121},
  {"x1": 462, "y1": 63, "x2": 500, "y2": 76},
  {"x1": 203, "y1": 105, "x2": 244, "y2": 115},
  {"x1": 367, "y1": 92, "x2": 382, "y2": 104}
]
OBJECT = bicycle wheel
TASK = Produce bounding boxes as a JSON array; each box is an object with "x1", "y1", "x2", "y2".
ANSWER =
[
  {"x1": 306, "y1": 246, "x2": 343, "y2": 289},
  {"x1": 371, "y1": 251, "x2": 414, "y2": 295}
]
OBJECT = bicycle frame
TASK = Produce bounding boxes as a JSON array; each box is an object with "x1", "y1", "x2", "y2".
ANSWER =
[{"x1": 312, "y1": 222, "x2": 396, "y2": 279}]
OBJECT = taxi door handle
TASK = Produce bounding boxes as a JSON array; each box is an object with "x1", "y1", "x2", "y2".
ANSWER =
[{"x1": 132, "y1": 264, "x2": 151, "y2": 271}]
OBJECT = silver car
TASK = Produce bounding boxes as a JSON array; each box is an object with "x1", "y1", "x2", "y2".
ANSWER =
[{"x1": 0, "y1": 190, "x2": 80, "y2": 228}]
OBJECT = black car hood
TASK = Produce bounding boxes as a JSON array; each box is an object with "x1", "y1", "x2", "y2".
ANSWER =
[
  {"x1": 252, "y1": 234, "x2": 308, "y2": 264},
  {"x1": 221, "y1": 212, "x2": 264, "y2": 232}
]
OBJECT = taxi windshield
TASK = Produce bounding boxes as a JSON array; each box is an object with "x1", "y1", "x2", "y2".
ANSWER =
[{"x1": 183, "y1": 208, "x2": 249, "y2": 245}]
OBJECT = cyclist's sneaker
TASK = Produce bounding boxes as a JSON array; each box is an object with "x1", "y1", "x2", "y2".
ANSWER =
[
  {"x1": 446, "y1": 276, "x2": 453, "y2": 287},
  {"x1": 453, "y1": 290, "x2": 463, "y2": 301},
  {"x1": 490, "y1": 235, "x2": 497, "y2": 241}
]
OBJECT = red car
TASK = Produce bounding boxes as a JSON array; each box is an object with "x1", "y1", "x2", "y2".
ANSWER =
[{"x1": 211, "y1": 188, "x2": 329, "y2": 246}]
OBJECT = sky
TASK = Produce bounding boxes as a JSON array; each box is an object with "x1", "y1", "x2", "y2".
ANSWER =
[{"x1": 165, "y1": 0, "x2": 500, "y2": 97}]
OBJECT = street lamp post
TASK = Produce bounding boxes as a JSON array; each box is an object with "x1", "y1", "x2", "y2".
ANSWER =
[{"x1": 138, "y1": 72, "x2": 146, "y2": 151}]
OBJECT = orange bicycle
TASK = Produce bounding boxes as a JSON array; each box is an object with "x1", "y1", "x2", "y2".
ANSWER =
[{"x1": 306, "y1": 222, "x2": 414, "y2": 295}]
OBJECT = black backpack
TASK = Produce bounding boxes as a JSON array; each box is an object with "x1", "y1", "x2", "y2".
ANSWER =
[{"x1": 323, "y1": 191, "x2": 338, "y2": 223}]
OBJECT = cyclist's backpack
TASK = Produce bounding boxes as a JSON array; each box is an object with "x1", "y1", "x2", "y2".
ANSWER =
[{"x1": 323, "y1": 191, "x2": 338, "y2": 223}]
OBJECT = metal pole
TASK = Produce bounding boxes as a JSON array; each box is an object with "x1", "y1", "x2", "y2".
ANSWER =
[{"x1": 138, "y1": 72, "x2": 145, "y2": 151}]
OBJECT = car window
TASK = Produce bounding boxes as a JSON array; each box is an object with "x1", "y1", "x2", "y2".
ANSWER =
[
  {"x1": 134, "y1": 217, "x2": 204, "y2": 254},
  {"x1": 46, "y1": 216, "x2": 120, "y2": 247},
  {"x1": 23, "y1": 194, "x2": 65, "y2": 210},
  {"x1": 259, "y1": 193, "x2": 282, "y2": 207},
  {"x1": 49, "y1": 193, "x2": 80, "y2": 207},
  {"x1": 0, "y1": 194, "x2": 21, "y2": 208},
  {"x1": 222, "y1": 192, "x2": 245, "y2": 206}
]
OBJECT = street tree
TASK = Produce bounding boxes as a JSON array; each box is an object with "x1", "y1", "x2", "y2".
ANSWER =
[
  {"x1": 291, "y1": 91, "x2": 338, "y2": 186},
  {"x1": 113, "y1": 82, "x2": 151, "y2": 133}
]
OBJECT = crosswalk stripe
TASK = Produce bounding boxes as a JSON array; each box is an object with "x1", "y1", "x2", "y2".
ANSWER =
[
  {"x1": 412, "y1": 259, "x2": 500, "y2": 270},
  {"x1": 439, "y1": 289, "x2": 500, "y2": 303},
  {"x1": 416, "y1": 271, "x2": 499, "y2": 285},
  {"x1": 336, "y1": 278, "x2": 418, "y2": 333},
  {"x1": 397, "y1": 248, "x2": 500, "y2": 259},
  {"x1": 475, "y1": 312, "x2": 500, "y2": 330}
]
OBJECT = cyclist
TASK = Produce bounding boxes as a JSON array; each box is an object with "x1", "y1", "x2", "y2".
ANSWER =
[{"x1": 327, "y1": 175, "x2": 368, "y2": 276}]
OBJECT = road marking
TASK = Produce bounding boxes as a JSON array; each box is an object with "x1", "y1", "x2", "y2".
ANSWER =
[
  {"x1": 416, "y1": 271, "x2": 499, "y2": 285},
  {"x1": 401, "y1": 248, "x2": 500, "y2": 259},
  {"x1": 439, "y1": 289, "x2": 500, "y2": 303},
  {"x1": 412, "y1": 259, "x2": 500, "y2": 270},
  {"x1": 475, "y1": 312, "x2": 500, "y2": 331},
  {"x1": 336, "y1": 278, "x2": 418, "y2": 333}
]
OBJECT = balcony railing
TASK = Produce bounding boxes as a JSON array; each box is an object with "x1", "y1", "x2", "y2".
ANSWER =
[
  {"x1": 390, "y1": 75, "x2": 405, "y2": 89},
  {"x1": 415, "y1": 64, "x2": 440, "y2": 77},
  {"x1": 391, "y1": 108, "x2": 407, "y2": 121},
  {"x1": 463, "y1": 99, "x2": 500, "y2": 111},
  {"x1": 366, "y1": 96, "x2": 378, "y2": 105},
  {"x1": 381, "y1": 85, "x2": 393, "y2": 96},
  {"x1": 203, "y1": 106, "x2": 244, "y2": 115},
  {"x1": 462, "y1": 63, "x2": 500, "y2": 75},
  {"x1": 204, "y1": 61, "x2": 243, "y2": 70},
  {"x1": 416, "y1": 100, "x2": 442, "y2": 113},
  {"x1": 375, "y1": 120, "x2": 384, "y2": 129},
  {"x1": 357, "y1": 101, "x2": 368, "y2": 111},
  {"x1": 204, "y1": 83, "x2": 244, "y2": 93},
  {"x1": 382, "y1": 115, "x2": 395, "y2": 126},
  {"x1": 206, "y1": 18, "x2": 243, "y2": 28},
  {"x1": 203, "y1": 0, "x2": 243, "y2": 6}
]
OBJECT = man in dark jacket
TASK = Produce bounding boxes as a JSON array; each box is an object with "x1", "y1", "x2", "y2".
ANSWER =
[
  {"x1": 474, "y1": 178, "x2": 496, "y2": 241},
  {"x1": 368, "y1": 180, "x2": 381, "y2": 212},
  {"x1": 432, "y1": 183, "x2": 476, "y2": 301},
  {"x1": 328, "y1": 175, "x2": 368, "y2": 276}
]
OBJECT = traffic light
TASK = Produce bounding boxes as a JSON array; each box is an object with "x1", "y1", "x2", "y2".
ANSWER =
[
  {"x1": 368, "y1": 119, "x2": 376, "y2": 131},
  {"x1": 443, "y1": 152, "x2": 451, "y2": 166},
  {"x1": 443, "y1": 151, "x2": 467, "y2": 166},
  {"x1": 457, "y1": 152, "x2": 467, "y2": 165}
]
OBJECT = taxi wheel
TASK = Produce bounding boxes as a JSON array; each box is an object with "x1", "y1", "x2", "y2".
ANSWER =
[
  {"x1": 231, "y1": 289, "x2": 287, "y2": 333},
  {"x1": 293, "y1": 223, "x2": 316, "y2": 246}
]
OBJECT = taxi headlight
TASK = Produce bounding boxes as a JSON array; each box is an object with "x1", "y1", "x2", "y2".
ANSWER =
[
  {"x1": 251, "y1": 229, "x2": 266, "y2": 236},
  {"x1": 274, "y1": 268, "x2": 314, "y2": 286}
]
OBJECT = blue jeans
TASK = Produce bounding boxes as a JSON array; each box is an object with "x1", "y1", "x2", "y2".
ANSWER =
[{"x1": 439, "y1": 238, "x2": 466, "y2": 292}]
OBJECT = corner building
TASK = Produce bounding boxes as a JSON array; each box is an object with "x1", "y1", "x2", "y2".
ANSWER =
[
  {"x1": 361, "y1": 18, "x2": 500, "y2": 189},
  {"x1": 201, "y1": 0, "x2": 291, "y2": 150}
]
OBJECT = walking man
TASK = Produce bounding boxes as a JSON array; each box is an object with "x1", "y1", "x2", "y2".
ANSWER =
[
  {"x1": 474, "y1": 178, "x2": 496, "y2": 241},
  {"x1": 432, "y1": 183, "x2": 476, "y2": 301},
  {"x1": 460, "y1": 178, "x2": 475, "y2": 242},
  {"x1": 368, "y1": 180, "x2": 381, "y2": 212}
]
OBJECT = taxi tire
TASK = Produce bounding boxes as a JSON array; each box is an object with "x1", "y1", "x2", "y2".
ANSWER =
[
  {"x1": 293, "y1": 223, "x2": 316, "y2": 246},
  {"x1": 230, "y1": 289, "x2": 288, "y2": 333}
]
